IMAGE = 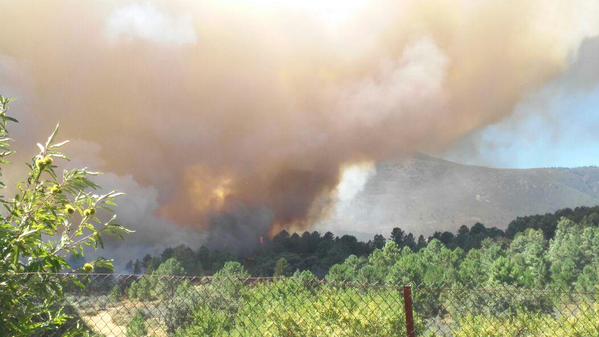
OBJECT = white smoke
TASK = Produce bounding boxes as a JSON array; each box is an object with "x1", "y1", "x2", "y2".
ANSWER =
[{"x1": 106, "y1": 3, "x2": 197, "y2": 46}]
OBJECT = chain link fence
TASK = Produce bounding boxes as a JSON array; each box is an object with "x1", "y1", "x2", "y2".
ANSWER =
[{"x1": 4, "y1": 273, "x2": 599, "y2": 336}]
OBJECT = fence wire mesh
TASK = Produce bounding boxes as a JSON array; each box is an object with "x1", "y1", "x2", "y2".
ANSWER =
[{"x1": 3, "y1": 273, "x2": 599, "y2": 336}]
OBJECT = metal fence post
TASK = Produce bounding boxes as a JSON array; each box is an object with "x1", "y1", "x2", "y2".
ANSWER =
[{"x1": 403, "y1": 285, "x2": 416, "y2": 337}]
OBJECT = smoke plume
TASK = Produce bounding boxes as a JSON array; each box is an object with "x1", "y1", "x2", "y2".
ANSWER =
[{"x1": 1, "y1": 0, "x2": 598, "y2": 254}]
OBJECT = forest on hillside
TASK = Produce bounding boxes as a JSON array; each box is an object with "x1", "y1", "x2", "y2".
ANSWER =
[{"x1": 126, "y1": 205, "x2": 599, "y2": 278}]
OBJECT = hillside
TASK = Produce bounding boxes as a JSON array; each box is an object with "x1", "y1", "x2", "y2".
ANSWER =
[{"x1": 319, "y1": 155, "x2": 599, "y2": 237}]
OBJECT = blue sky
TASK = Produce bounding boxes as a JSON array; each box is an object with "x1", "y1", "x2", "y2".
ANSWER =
[
  {"x1": 445, "y1": 37, "x2": 599, "y2": 169},
  {"x1": 448, "y1": 87, "x2": 599, "y2": 169}
]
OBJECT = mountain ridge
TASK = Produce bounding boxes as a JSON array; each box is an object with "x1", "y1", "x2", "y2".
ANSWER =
[{"x1": 318, "y1": 154, "x2": 599, "y2": 238}]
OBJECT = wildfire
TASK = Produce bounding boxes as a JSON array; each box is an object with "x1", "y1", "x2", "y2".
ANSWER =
[
  {"x1": 268, "y1": 221, "x2": 307, "y2": 238},
  {"x1": 159, "y1": 167, "x2": 235, "y2": 226},
  {"x1": 187, "y1": 175, "x2": 233, "y2": 212}
]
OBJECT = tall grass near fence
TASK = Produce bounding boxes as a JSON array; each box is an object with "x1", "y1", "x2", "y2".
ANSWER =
[{"x1": 5, "y1": 272, "x2": 599, "y2": 337}]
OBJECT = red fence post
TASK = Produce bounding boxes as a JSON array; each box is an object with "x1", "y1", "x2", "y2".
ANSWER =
[{"x1": 403, "y1": 285, "x2": 416, "y2": 337}]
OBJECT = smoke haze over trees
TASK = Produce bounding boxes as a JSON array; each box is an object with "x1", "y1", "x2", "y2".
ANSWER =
[{"x1": 126, "y1": 205, "x2": 599, "y2": 277}]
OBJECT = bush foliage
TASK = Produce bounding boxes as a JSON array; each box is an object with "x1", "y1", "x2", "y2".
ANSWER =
[{"x1": 0, "y1": 95, "x2": 129, "y2": 336}]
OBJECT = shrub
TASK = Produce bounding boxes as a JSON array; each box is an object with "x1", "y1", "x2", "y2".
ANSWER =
[
  {"x1": 163, "y1": 280, "x2": 205, "y2": 334},
  {"x1": 109, "y1": 284, "x2": 124, "y2": 303},
  {"x1": 126, "y1": 311, "x2": 147, "y2": 337},
  {"x1": 449, "y1": 304, "x2": 599, "y2": 337},
  {"x1": 153, "y1": 258, "x2": 185, "y2": 300},
  {"x1": 0, "y1": 95, "x2": 130, "y2": 336},
  {"x1": 440, "y1": 285, "x2": 554, "y2": 319},
  {"x1": 177, "y1": 267, "x2": 423, "y2": 337},
  {"x1": 175, "y1": 306, "x2": 230, "y2": 337},
  {"x1": 128, "y1": 258, "x2": 185, "y2": 301}
]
